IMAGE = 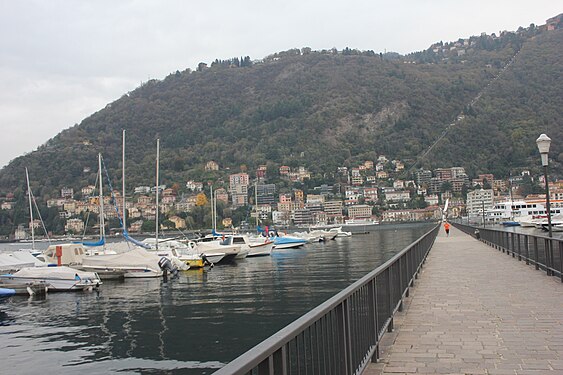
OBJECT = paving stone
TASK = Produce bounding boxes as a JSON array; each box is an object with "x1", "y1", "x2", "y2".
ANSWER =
[{"x1": 364, "y1": 226, "x2": 563, "y2": 374}]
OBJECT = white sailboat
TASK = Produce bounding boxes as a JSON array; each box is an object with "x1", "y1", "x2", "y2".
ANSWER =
[{"x1": 20, "y1": 168, "x2": 50, "y2": 257}]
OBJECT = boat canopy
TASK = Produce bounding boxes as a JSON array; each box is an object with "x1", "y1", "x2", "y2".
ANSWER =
[
  {"x1": 123, "y1": 230, "x2": 151, "y2": 249},
  {"x1": 81, "y1": 248, "x2": 161, "y2": 272},
  {"x1": 82, "y1": 237, "x2": 105, "y2": 247}
]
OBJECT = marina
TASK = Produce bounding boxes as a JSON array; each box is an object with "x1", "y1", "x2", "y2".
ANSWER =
[{"x1": 0, "y1": 223, "x2": 432, "y2": 375}]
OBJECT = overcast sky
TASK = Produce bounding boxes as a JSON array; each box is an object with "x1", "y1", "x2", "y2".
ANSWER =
[{"x1": 0, "y1": 1, "x2": 560, "y2": 168}]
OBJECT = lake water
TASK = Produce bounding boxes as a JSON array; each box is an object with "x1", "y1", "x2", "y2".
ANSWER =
[{"x1": 0, "y1": 223, "x2": 434, "y2": 375}]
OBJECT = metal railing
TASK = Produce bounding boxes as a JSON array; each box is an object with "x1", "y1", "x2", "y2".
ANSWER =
[
  {"x1": 454, "y1": 223, "x2": 563, "y2": 282},
  {"x1": 213, "y1": 224, "x2": 440, "y2": 375}
]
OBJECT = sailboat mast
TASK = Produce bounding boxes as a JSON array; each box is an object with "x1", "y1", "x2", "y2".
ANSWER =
[
  {"x1": 255, "y1": 180, "x2": 259, "y2": 227},
  {"x1": 25, "y1": 168, "x2": 35, "y2": 250},
  {"x1": 210, "y1": 184, "x2": 215, "y2": 231},
  {"x1": 122, "y1": 129, "x2": 127, "y2": 232},
  {"x1": 98, "y1": 153, "x2": 106, "y2": 242},
  {"x1": 155, "y1": 139, "x2": 160, "y2": 250}
]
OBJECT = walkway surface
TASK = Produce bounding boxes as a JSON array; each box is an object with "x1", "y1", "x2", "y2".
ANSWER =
[{"x1": 364, "y1": 226, "x2": 563, "y2": 375}]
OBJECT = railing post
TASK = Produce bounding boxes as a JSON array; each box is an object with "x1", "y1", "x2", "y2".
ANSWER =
[
  {"x1": 511, "y1": 233, "x2": 515, "y2": 258},
  {"x1": 388, "y1": 268, "x2": 394, "y2": 333},
  {"x1": 398, "y1": 257, "x2": 404, "y2": 312},
  {"x1": 559, "y1": 241, "x2": 563, "y2": 283},
  {"x1": 337, "y1": 301, "x2": 351, "y2": 375},
  {"x1": 546, "y1": 238, "x2": 553, "y2": 277},
  {"x1": 524, "y1": 234, "x2": 530, "y2": 265},
  {"x1": 505, "y1": 232, "x2": 510, "y2": 255},
  {"x1": 371, "y1": 277, "x2": 380, "y2": 363},
  {"x1": 533, "y1": 237, "x2": 539, "y2": 270},
  {"x1": 517, "y1": 233, "x2": 522, "y2": 261}
]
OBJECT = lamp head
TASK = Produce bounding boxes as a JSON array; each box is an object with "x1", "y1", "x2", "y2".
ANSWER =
[{"x1": 536, "y1": 134, "x2": 551, "y2": 166}]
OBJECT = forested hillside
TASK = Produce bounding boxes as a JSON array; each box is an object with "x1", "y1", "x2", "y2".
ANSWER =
[{"x1": 0, "y1": 23, "x2": 561, "y2": 201}]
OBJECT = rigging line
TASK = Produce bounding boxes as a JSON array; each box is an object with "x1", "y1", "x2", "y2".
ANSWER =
[
  {"x1": 402, "y1": 43, "x2": 524, "y2": 178},
  {"x1": 30, "y1": 190, "x2": 51, "y2": 245},
  {"x1": 81, "y1": 168, "x2": 99, "y2": 241},
  {"x1": 101, "y1": 156, "x2": 136, "y2": 250},
  {"x1": 101, "y1": 157, "x2": 127, "y2": 232}
]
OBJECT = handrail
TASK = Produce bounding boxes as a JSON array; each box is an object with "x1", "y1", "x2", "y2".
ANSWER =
[
  {"x1": 453, "y1": 223, "x2": 563, "y2": 282},
  {"x1": 213, "y1": 223, "x2": 440, "y2": 375}
]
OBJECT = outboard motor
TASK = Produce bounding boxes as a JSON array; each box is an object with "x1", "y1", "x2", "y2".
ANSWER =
[
  {"x1": 158, "y1": 257, "x2": 179, "y2": 276},
  {"x1": 201, "y1": 253, "x2": 214, "y2": 268}
]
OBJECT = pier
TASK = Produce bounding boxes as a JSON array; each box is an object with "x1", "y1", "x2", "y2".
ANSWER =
[
  {"x1": 212, "y1": 224, "x2": 563, "y2": 374},
  {"x1": 365, "y1": 225, "x2": 563, "y2": 374}
]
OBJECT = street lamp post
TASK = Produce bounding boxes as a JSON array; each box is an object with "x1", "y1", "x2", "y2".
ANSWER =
[
  {"x1": 536, "y1": 134, "x2": 552, "y2": 238},
  {"x1": 482, "y1": 198, "x2": 486, "y2": 227},
  {"x1": 480, "y1": 188, "x2": 486, "y2": 228}
]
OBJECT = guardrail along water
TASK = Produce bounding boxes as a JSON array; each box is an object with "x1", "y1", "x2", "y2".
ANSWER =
[
  {"x1": 213, "y1": 224, "x2": 440, "y2": 375},
  {"x1": 454, "y1": 223, "x2": 563, "y2": 282}
]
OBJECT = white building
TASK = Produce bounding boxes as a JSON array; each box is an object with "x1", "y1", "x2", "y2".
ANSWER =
[{"x1": 466, "y1": 189, "x2": 494, "y2": 216}]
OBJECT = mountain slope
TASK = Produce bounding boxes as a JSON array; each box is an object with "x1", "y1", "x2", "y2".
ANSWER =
[{"x1": 0, "y1": 25, "x2": 562, "y2": 199}]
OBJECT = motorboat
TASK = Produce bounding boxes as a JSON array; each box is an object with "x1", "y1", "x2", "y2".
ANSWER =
[
  {"x1": 0, "y1": 266, "x2": 102, "y2": 292},
  {"x1": 80, "y1": 248, "x2": 178, "y2": 278},
  {"x1": 270, "y1": 235, "x2": 308, "y2": 249},
  {"x1": 221, "y1": 234, "x2": 274, "y2": 257},
  {"x1": 343, "y1": 218, "x2": 379, "y2": 226},
  {"x1": 290, "y1": 231, "x2": 321, "y2": 243},
  {"x1": 192, "y1": 236, "x2": 243, "y2": 263},
  {"x1": 0, "y1": 254, "x2": 36, "y2": 273},
  {"x1": 0, "y1": 287, "x2": 16, "y2": 299},
  {"x1": 501, "y1": 221, "x2": 520, "y2": 227},
  {"x1": 308, "y1": 229, "x2": 338, "y2": 241},
  {"x1": 142, "y1": 238, "x2": 222, "y2": 268},
  {"x1": 328, "y1": 227, "x2": 352, "y2": 237}
]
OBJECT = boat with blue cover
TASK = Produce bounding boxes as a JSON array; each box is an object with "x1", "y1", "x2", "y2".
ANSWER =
[
  {"x1": 0, "y1": 287, "x2": 16, "y2": 298},
  {"x1": 271, "y1": 236, "x2": 307, "y2": 249}
]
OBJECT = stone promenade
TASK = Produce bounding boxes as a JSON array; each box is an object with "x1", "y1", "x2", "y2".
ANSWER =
[{"x1": 364, "y1": 225, "x2": 563, "y2": 375}]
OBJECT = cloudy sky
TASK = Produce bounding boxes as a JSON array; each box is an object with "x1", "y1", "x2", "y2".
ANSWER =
[{"x1": 0, "y1": 1, "x2": 560, "y2": 168}]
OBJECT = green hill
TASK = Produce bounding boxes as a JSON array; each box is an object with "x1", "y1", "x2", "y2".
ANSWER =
[{"x1": 1, "y1": 22, "x2": 562, "y2": 200}]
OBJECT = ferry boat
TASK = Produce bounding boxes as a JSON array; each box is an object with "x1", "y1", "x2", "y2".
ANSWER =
[{"x1": 484, "y1": 199, "x2": 563, "y2": 226}]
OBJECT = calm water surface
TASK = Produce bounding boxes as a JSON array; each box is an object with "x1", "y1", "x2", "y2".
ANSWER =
[{"x1": 0, "y1": 224, "x2": 433, "y2": 374}]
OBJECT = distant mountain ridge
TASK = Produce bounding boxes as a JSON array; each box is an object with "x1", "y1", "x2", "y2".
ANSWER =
[{"x1": 0, "y1": 17, "x2": 562, "y2": 199}]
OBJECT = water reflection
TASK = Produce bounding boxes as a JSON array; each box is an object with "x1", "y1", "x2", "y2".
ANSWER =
[{"x1": 0, "y1": 223, "x2": 432, "y2": 374}]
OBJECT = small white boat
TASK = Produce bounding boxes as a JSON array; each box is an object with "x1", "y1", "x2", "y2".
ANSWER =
[
  {"x1": 222, "y1": 235, "x2": 274, "y2": 257},
  {"x1": 271, "y1": 235, "x2": 308, "y2": 249},
  {"x1": 188, "y1": 239, "x2": 240, "y2": 263},
  {"x1": 328, "y1": 227, "x2": 352, "y2": 237},
  {"x1": 81, "y1": 248, "x2": 173, "y2": 278},
  {"x1": 0, "y1": 266, "x2": 102, "y2": 292},
  {"x1": 343, "y1": 219, "x2": 379, "y2": 226},
  {"x1": 142, "y1": 238, "x2": 221, "y2": 268},
  {"x1": 308, "y1": 229, "x2": 338, "y2": 241}
]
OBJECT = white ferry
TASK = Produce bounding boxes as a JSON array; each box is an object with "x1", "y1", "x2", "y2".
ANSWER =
[{"x1": 484, "y1": 199, "x2": 563, "y2": 226}]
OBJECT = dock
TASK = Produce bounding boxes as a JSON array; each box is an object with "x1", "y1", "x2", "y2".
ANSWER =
[{"x1": 365, "y1": 225, "x2": 563, "y2": 374}]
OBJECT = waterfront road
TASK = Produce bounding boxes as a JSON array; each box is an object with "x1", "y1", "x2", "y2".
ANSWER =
[{"x1": 364, "y1": 225, "x2": 563, "y2": 374}]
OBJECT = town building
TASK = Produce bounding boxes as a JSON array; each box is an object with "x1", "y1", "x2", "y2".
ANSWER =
[
  {"x1": 205, "y1": 161, "x2": 219, "y2": 171},
  {"x1": 293, "y1": 209, "x2": 313, "y2": 225},
  {"x1": 466, "y1": 189, "x2": 494, "y2": 217},
  {"x1": 414, "y1": 169, "x2": 432, "y2": 187},
  {"x1": 186, "y1": 181, "x2": 204, "y2": 192},
  {"x1": 61, "y1": 187, "x2": 74, "y2": 199},
  {"x1": 65, "y1": 218, "x2": 85, "y2": 233},
  {"x1": 348, "y1": 204, "x2": 372, "y2": 219},
  {"x1": 385, "y1": 190, "x2": 411, "y2": 202},
  {"x1": 229, "y1": 173, "x2": 249, "y2": 207}
]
